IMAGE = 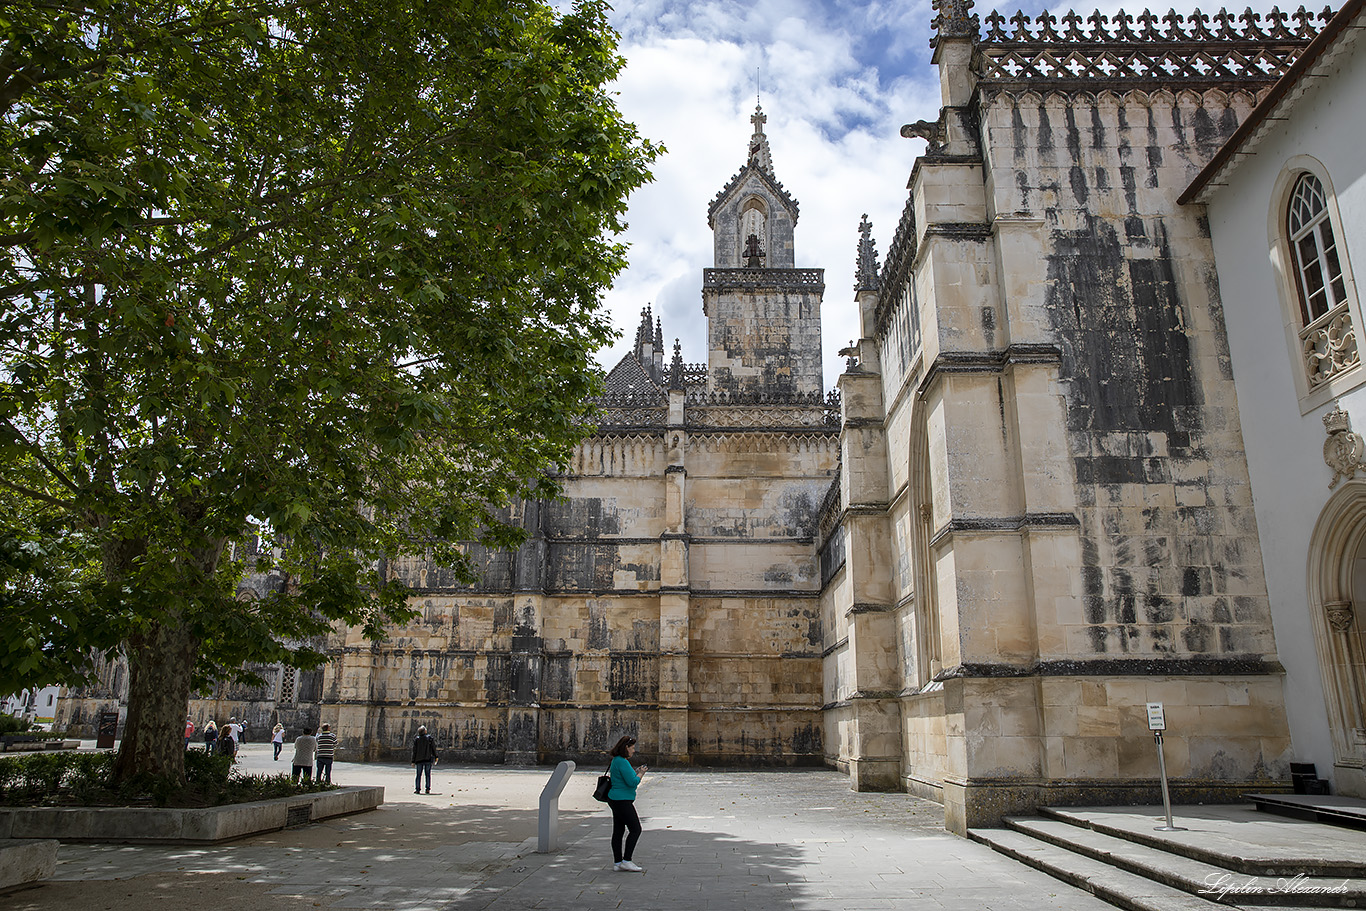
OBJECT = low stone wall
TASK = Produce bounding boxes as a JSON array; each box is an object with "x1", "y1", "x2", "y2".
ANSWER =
[
  {"x1": 0, "y1": 839, "x2": 57, "y2": 893},
  {"x1": 0, "y1": 786, "x2": 382, "y2": 844}
]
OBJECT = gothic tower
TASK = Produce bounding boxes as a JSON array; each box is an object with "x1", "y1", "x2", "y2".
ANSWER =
[{"x1": 704, "y1": 104, "x2": 824, "y2": 396}]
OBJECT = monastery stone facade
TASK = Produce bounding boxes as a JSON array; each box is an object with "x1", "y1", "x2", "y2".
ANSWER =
[{"x1": 57, "y1": 3, "x2": 1347, "y2": 832}]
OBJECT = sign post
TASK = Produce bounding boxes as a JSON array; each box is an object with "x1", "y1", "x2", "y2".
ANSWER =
[
  {"x1": 1146, "y1": 702, "x2": 1186, "y2": 832},
  {"x1": 95, "y1": 711, "x2": 119, "y2": 750}
]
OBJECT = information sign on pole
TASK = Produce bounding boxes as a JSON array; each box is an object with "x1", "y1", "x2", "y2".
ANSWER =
[{"x1": 1146, "y1": 702, "x2": 1166, "y2": 731}]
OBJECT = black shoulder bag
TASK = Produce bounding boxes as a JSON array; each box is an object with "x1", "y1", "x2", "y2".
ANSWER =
[{"x1": 593, "y1": 765, "x2": 612, "y2": 802}]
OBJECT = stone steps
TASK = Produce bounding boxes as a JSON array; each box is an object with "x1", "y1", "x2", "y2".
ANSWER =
[
  {"x1": 970, "y1": 808, "x2": 1365, "y2": 911},
  {"x1": 1040, "y1": 806, "x2": 1366, "y2": 879},
  {"x1": 968, "y1": 827, "x2": 1229, "y2": 911},
  {"x1": 1004, "y1": 816, "x2": 1366, "y2": 906}
]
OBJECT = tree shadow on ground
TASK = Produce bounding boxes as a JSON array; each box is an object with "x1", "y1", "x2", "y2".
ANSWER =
[
  {"x1": 453, "y1": 823, "x2": 823, "y2": 911},
  {"x1": 242, "y1": 802, "x2": 599, "y2": 850}
]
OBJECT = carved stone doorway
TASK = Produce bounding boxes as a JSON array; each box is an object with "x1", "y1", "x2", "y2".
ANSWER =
[{"x1": 1307, "y1": 481, "x2": 1366, "y2": 797}]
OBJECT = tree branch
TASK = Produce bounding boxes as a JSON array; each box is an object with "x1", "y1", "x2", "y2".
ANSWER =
[
  {"x1": 0, "y1": 478, "x2": 78, "y2": 510},
  {"x1": 0, "y1": 417, "x2": 82, "y2": 496}
]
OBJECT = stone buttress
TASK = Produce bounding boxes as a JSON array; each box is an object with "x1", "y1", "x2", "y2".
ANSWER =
[{"x1": 820, "y1": 1, "x2": 1321, "y2": 831}]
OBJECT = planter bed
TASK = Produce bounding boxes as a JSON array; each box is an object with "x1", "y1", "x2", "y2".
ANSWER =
[
  {"x1": 0, "y1": 785, "x2": 383, "y2": 844},
  {"x1": 0, "y1": 738, "x2": 80, "y2": 753}
]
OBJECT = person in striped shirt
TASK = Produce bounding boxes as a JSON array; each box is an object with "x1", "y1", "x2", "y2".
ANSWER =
[{"x1": 315, "y1": 723, "x2": 338, "y2": 783}]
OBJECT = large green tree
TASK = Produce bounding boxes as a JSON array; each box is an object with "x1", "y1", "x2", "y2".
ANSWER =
[{"x1": 0, "y1": 0, "x2": 657, "y2": 785}]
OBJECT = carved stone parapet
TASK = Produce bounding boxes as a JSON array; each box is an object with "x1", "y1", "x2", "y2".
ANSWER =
[
  {"x1": 701, "y1": 267, "x2": 825, "y2": 292},
  {"x1": 1325, "y1": 600, "x2": 1355, "y2": 633},
  {"x1": 1303, "y1": 303, "x2": 1359, "y2": 389},
  {"x1": 972, "y1": 5, "x2": 1323, "y2": 88}
]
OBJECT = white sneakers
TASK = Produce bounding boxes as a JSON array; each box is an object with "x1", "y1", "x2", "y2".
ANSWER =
[{"x1": 614, "y1": 860, "x2": 644, "y2": 873}]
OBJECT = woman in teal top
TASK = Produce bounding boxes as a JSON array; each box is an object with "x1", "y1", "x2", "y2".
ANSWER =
[{"x1": 606, "y1": 735, "x2": 647, "y2": 872}]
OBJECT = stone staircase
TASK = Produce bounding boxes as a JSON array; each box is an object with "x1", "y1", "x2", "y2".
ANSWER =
[{"x1": 969, "y1": 805, "x2": 1366, "y2": 911}]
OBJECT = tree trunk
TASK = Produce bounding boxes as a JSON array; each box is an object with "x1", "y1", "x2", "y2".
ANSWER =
[{"x1": 111, "y1": 620, "x2": 198, "y2": 785}]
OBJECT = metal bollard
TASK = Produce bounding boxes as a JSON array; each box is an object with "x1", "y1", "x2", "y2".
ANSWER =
[{"x1": 537, "y1": 760, "x2": 576, "y2": 853}]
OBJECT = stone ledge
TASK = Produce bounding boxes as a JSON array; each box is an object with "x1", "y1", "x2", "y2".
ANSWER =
[{"x1": 0, "y1": 785, "x2": 383, "y2": 844}]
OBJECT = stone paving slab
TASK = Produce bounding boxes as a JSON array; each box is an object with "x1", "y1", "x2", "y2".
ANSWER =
[{"x1": 6, "y1": 744, "x2": 1114, "y2": 911}]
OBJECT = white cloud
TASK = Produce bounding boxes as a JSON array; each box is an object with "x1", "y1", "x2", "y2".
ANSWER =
[
  {"x1": 601, "y1": 1, "x2": 941, "y2": 386},
  {"x1": 599, "y1": 0, "x2": 1307, "y2": 384}
]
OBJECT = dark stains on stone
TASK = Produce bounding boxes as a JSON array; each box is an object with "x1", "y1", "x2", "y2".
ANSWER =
[
  {"x1": 484, "y1": 654, "x2": 510, "y2": 703},
  {"x1": 1192, "y1": 104, "x2": 1220, "y2": 158},
  {"x1": 1064, "y1": 106, "x2": 1082, "y2": 160},
  {"x1": 1037, "y1": 100, "x2": 1054, "y2": 153},
  {"x1": 1046, "y1": 216, "x2": 1197, "y2": 436},
  {"x1": 1182, "y1": 619, "x2": 1212, "y2": 652},
  {"x1": 1119, "y1": 166, "x2": 1139, "y2": 214},
  {"x1": 545, "y1": 498, "x2": 621, "y2": 539},
  {"x1": 1144, "y1": 107, "x2": 1162, "y2": 187},
  {"x1": 1012, "y1": 103, "x2": 1028, "y2": 161},
  {"x1": 1169, "y1": 103, "x2": 1189, "y2": 153},
  {"x1": 587, "y1": 602, "x2": 610, "y2": 650},
  {"x1": 542, "y1": 654, "x2": 575, "y2": 702},
  {"x1": 608, "y1": 655, "x2": 659, "y2": 702},
  {"x1": 1070, "y1": 166, "x2": 1089, "y2": 205},
  {"x1": 1182, "y1": 566, "x2": 1212, "y2": 597},
  {"x1": 1145, "y1": 592, "x2": 1175, "y2": 624},
  {"x1": 790, "y1": 723, "x2": 821, "y2": 754}
]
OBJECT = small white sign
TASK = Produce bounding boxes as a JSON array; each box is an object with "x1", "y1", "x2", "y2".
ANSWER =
[{"x1": 1146, "y1": 702, "x2": 1166, "y2": 731}]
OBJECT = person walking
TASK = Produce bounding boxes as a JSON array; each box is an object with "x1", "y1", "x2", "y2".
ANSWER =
[
  {"x1": 606, "y1": 735, "x2": 647, "y2": 873},
  {"x1": 184, "y1": 715, "x2": 195, "y2": 749},
  {"x1": 271, "y1": 723, "x2": 285, "y2": 761},
  {"x1": 315, "y1": 723, "x2": 337, "y2": 783},
  {"x1": 411, "y1": 725, "x2": 437, "y2": 794},
  {"x1": 219, "y1": 718, "x2": 240, "y2": 761},
  {"x1": 291, "y1": 727, "x2": 318, "y2": 784},
  {"x1": 203, "y1": 719, "x2": 218, "y2": 753}
]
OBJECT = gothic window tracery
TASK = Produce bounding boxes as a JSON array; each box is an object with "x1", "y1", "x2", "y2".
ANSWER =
[
  {"x1": 1290, "y1": 173, "x2": 1349, "y2": 324},
  {"x1": 1284, "y1": 171, "x2": 1359, "y2": 390}
]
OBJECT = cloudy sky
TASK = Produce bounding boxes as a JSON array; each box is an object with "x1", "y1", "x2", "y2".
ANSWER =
[{"x1": 595, "y1": 0, "x2": 1305, "y2": 386}]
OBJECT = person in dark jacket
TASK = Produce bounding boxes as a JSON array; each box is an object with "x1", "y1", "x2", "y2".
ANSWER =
[{"x1": 411, "y1": 725, "x2": 438, "y2": 794}]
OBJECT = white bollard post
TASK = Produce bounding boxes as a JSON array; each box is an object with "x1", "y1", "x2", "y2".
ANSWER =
[{"x1": 538, "y1": 760, "x2": 576, "y2": 853}]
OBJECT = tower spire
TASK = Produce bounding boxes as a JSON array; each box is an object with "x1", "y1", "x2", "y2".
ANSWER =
[
  {"x1": 747, "y1": 102, "x2": 773, "y2": 173},
  {"x1": 855, "y1": 215, "x2": 881, "y2": 292}
]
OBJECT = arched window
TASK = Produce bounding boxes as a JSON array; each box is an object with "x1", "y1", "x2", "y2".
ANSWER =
[
  {"x1": 739, "y1": 197, "x2": 767, "y2": 265},
  {"x1": 1289, "y1": 173, "x2": 1349, "y2": 324},
  {"x1": 1286, "y1": 172, "x2": 1358, "y2": 389}
]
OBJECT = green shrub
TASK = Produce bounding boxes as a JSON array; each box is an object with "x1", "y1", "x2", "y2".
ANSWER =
[
  {"x1": 0, "y1": 748, "x2": 334, "y2": 806},
  {"x1": 0, "y1": 751, "x2": 112, "y2": 803},
  {"x1": 0, "y1": 714, "x2": 33, "y2": 736}
]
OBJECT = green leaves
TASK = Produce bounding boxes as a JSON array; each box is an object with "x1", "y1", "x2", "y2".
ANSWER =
[{"x1": 0, "y1": 0, "x2": 657, "y2": 775}]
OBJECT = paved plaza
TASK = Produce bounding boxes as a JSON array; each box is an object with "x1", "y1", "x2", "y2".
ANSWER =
[{"x1": 5, "y1": 742, "x2": 1113, "y2": 911}]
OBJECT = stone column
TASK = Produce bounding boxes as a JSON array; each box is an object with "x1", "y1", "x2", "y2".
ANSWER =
[
  {"x1": 659, "y1": 388, "x2": 691, "y2": 762},
  {"x1": 838, "y1": 332, "x2": 902, "y2": 790},
  {"x1": 507, "y1": 503, "x2": 547, "y2": 765}
]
